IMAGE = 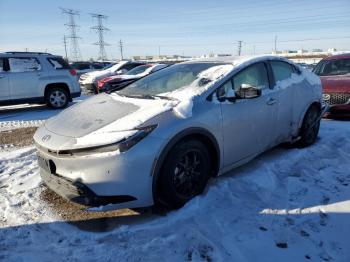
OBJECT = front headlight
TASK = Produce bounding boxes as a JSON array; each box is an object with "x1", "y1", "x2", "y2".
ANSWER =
[{"x1": 58, "y1": 124, "x2": 157, "y2": 156}]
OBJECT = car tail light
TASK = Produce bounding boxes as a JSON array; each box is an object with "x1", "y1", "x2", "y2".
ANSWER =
[
  {"x1": 69, "y1": 69, "x2": 77, "y2": 76},
  {"x1": 97, "y1": 77, "x2": 115, "y2": 89}
]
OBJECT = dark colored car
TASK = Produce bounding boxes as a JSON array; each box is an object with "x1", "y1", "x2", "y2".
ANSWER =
[
  {"x1": 70, "y1": 61, "x2": 108, "y2": 77},
  {"x1": 96, "y1": 63, "x2": 169, "y2": 93},
  {"x1": 313, "y1": 53, "x2": 350, "y2": 118}
]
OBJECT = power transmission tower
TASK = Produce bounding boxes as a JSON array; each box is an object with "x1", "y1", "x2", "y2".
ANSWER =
[
  {"x1": 63, "y1": 36, "x2": 68, "y2": 61},
  {"x1": 60, "y1": 8, "x2": 82, "y2": 61},
  {"x1": 90, "y1": 13, "x2": 110, "y2": 61},
  {"x1": 119, "y1": 39, "x2": 124, "y2": 60},
  {"x1": 237, "y1": 40, "x2": 242, "y2": 56}
]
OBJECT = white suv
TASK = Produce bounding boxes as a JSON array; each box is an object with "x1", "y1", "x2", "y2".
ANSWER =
[{"x1": 0, "y1": 52, "x2": 81, "y2": 109}]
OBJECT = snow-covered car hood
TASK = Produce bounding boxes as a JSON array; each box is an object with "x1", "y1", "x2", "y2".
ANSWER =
[{"x1": 37, "y1": 93, "x2": 179, "y2": 150}]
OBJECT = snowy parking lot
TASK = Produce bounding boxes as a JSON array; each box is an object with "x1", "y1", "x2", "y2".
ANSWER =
[
  {"x1": 0, "y1": 96, "x2": 88, "y2": 132},
  {"x1": 0, "y1": 119, "x2": 349, "y2": 261}
]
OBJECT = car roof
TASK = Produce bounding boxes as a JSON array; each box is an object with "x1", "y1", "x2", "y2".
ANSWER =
[
  {"x1": 323, "y1": 53, "x2": 350, "y2": 61},
  {"x1": 182, "y1": 55, "x2": 292, "y2": 66},
  {"x1": 0, "y1": 51, "x2": 61, "y2": 58}
]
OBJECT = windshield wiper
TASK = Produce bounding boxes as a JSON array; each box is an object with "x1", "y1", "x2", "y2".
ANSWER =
[
  {"x1": 152, "y1": 95, "x2": 178, "y2": 101},
  {"x1": 114, "y1": 93, "x2": 178, "y2": 101}
]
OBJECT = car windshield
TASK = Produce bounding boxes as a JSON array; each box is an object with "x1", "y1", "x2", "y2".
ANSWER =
[
  {"x1": 313, "y1": 58, "x2": 350, "y2": 76},
  {"x1": 103, "y1": 63, "x2": 116, "y2": 70},
  {"x1": 117, "y1": 62, "x2": 230, "y2": 97},
  {"x1": 126, "y1": 65, "x2": 151, "y2": 75}
]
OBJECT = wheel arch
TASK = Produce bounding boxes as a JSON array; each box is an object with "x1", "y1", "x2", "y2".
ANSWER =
[
  {"x1": 44, "y1": 83, "x2": 72, "y2": 101},
  {"x1": 297, "y1": 101, "x2": 322, "y2": 131},
  {"x1": 152, "y1": 127, "x2": 220, "y2": 203}
]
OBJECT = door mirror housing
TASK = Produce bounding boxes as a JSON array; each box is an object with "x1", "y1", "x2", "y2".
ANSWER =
[{"x1": 235, "y1": 84, "x2": 261, "y2": 99}]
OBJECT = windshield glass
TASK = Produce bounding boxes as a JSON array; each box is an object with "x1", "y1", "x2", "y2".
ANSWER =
[
  {"x1": 126, "y1": 65, "x2": 151, "y2": 75},
  {"x1": 117, "y1": 62, "x2": 231, "y2": 97}
]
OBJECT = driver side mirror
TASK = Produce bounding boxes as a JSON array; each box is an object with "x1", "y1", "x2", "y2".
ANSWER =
[{"x1": 235, "y1": 83, "x2": 261, "y2": 99}]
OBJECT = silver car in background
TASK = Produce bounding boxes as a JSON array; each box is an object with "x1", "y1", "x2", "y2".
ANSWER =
[{"x1": 34, "y1": 55, "x2": 323, "y2": 210}]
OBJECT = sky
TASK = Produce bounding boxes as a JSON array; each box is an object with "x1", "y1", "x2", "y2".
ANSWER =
[{"x1": 0, "y1": 0, "x2": 349, "y2": 60}]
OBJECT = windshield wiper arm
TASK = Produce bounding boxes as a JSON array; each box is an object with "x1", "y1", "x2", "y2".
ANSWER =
[{"x1": 152, "y1": 95, "x2": 178, "y2": 101}]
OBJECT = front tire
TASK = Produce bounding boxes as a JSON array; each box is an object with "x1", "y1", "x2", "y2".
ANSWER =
[
  {"x1": 46, "y1": 88, "x2": 69, "y2": 109},
  {"x1": 297, "y1": 105, "x2": 321, "y2": 148},
  {"x1": 158, "y1": 139, "x2": 212, "y2": 209}
]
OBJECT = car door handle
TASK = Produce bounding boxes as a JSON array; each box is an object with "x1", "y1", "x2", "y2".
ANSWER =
[{"x1": 266, "y1": 98, "x2": 277, "y2": 105}]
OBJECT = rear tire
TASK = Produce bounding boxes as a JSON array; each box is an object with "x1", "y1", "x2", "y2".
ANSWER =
[
  {"x1": 297, "y1": 105, "x2": 321, "y2": 148},
  {"x1": 158, "y1": 139, "x2": 212, "y2": 209},
  {"x1": 46, "y1": 88, "x2": 69, "y2": 109}
]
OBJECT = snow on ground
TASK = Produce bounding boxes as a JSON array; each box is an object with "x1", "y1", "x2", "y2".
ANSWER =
[
  {"x1": 0, "y1": 120, "x2": 350, "y2": 262},
  {"x1": 0, "y1": 96, "x2": 89, "y2": 131}
]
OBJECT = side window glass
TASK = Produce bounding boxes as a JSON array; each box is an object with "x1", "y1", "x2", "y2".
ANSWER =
[
  {"x1": 8, "y1": 57, "x2": 41, "y2": 72},
  {"x1": 217, "y1": 80, "x2": 234, "y2": 98},
  {"x1": 323, "y1": 59, "x2": 350, "y2": 76},
  {"x1": 271, "y1": 61, "x2": 293, "y2": 82},
  {"x1": 48, "y1": 57, "x2": 70, "y2": 69},
  {"x1": 233, "y1": 63, "x2": 269, "y2": 90},
  {"x1": 0, "y1": 59, "x2": 4, "y2": 72}
]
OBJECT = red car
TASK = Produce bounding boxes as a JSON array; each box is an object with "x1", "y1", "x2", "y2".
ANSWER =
[{"x1": 313, "y1": 53, "x2": 350, "y2": 118}]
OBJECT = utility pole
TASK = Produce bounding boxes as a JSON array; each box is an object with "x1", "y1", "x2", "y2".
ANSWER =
[
  {"x1": 60, "y1": 8, "x2": 82, "y2": 61},
  {"x1": 119, "y1": 39, "x2": 124, "y2": 60},
  {"x1": 237, "y1": 40, "x2": 242, "y2": 56},
  {"x1": 90, "y1": 13, "x2": 110, "y2": 61},
  {"x1": 274, "y1": 35, "x2": 278, "y2": 53},
  {"x1": 158, "y1": 46, "x2": 161, "y2": 57},
  {"x1": 63, "y1": 36, "x2": 68, "y2": 61}
]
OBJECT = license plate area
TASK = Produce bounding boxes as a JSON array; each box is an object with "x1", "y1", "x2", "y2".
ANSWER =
[{"x1": 37, "y1": 154, "x2": 52, "y2": 174}]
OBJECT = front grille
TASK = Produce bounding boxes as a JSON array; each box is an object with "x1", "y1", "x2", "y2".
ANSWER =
[{"x1": 324, "y1": 93, "x2": 350, "y2": 105}]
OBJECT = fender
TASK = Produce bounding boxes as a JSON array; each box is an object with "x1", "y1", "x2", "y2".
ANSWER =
[{"x1": 151, "y1": 127, "x2": 220, "y2": 203}]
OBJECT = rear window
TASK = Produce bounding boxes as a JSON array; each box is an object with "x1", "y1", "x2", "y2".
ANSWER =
[{"x1": 47, "y1": 57, "x2": 71, "y2": 69}]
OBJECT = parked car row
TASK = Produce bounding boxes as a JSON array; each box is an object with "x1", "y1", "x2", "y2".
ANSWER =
[
  {"x1": 70, "y1": 61, "x2": 113, "y2": 77},
  {"x1": 96, "y1": 63, "x2": 170, "y2": 93},
  {"x1": 79, "y1": 60, "x2": 146, "y2": 93},
  {"x1": 34, "y1": 55, "x2": 325, "y2": 210}
]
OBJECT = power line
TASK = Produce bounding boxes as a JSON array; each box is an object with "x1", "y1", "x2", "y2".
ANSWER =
[
  {"x1": 125, "y1": 36, "x2": 350, "y2": 48},
  {"x1": 90, "y1": 13, "x2": 110, "y2": 61},
  {"x1": 60, "y1": 8, "x2": 82, "y2": 62}
]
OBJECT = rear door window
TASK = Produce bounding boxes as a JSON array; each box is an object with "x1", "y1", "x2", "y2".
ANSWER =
[
  {"x1": 47, "y1": 57, "x2": 70, "y2": 69},
  {"x1": 8, "y1": 57, "x2": 41, "y2": 72},
  {"x1": 270, "y1": 61, "x2": 294, "y2": 82}
]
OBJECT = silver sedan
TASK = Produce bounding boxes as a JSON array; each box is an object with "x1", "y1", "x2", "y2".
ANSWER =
[{"x1": 34, "y1": 55, "x2": 323, "y2": 210}]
